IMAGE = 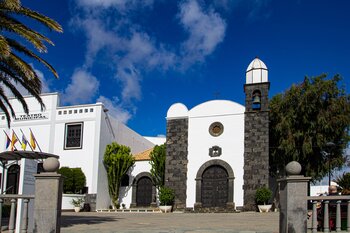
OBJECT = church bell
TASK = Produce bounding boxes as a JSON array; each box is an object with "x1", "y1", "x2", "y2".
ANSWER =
[{"x1": 252, "y1": 94, "x2": 261, "y2": 105}]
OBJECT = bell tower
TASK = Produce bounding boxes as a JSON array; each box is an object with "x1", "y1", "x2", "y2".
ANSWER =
[{"x1": 243, "y1": 57, "x2": 270, "y2": 210}]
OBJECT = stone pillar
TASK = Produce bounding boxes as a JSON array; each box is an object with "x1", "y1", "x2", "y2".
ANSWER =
[
  {"x1": 33, "y1": 157, "x2": 63, "y2": 233},
  {"x1": 278, "y1": 161, "x2": 311, "y2": 233},
  {"x1": 165, "y1": 118, "x2": 188, "y2": 210}
]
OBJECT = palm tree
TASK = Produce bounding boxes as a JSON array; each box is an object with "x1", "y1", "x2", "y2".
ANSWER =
[{"x1": 0, "y1": 0, "x2": 62, "y2": 126}]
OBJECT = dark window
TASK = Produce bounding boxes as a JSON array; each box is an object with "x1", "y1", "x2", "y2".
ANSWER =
[
  {"x1": 65, "y1": 123, "x2": 83, "y2": 149},
  {"x1": 58, "y1": 111, "x2": 62, "y2": 115},
  {"x1": 79, "y1": 109, "x2": 83, "y2": 113},
  {"x1": 74, "y1": 110, "x2": 77, "y2": 114},
  {"x1": 121, "y1": 174, "x2": 129, "y2": 186},
  {"x1": 6, "y1": 164, "x2": 20, "y2": 194},
  {"x1": 85, "y1": 109, "x2": 88, "y2": 113},
  {"x1": 90, "y1": 108, "x2": 93, "y2": 112},
  {"x1": 37, "y1": 163, "x2": 44, "y2": 173}
]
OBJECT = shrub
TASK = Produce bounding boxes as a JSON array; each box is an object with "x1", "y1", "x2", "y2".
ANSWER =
[
  {"x1": 159, "y1": 186, "x2": 175, "y2": 206},
  {"x1": 255, "y1": 187, "x2": 272, "y2": 205},
  {"x1": 58, "y1": 167, "x2": 86, "y2": 194},
  {"x1": 71, "y1": 197, "x2": 84, "y2": 207},
  {"x1": 149, "y1": 144, "x2": 166, "y2": 189}
]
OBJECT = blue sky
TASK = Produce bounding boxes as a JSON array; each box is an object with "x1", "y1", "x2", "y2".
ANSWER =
[{"x1": 21, "y1": 0, "x2": 350, "y2": 137}]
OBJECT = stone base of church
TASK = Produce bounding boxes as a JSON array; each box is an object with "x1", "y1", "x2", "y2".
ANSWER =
[
  {"x1": 129, "y1": 202, "x2": 157, "y2": 208},
  {"x1": 192, "y1": 202, "x2": 236, "y2": 213}
]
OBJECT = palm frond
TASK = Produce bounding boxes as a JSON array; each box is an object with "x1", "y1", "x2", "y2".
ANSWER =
[
  {"x1": 0, "y1": 35, "x2": 10, "y2": 57},
  {"x1": 18, "y1": 7, "x2": 63, "y2": 33},
  {"x1": 6, "y1": 38, "x2": 58, "y2": 77},
  {"x1": 0, "y1": 12, "x2": 50, "y2": 52},
  {"x1": 0, "y1": 73, "x2": 28, "y2": 113}
]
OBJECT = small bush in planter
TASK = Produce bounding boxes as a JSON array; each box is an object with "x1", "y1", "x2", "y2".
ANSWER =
[
  {"x1": 159, "y1": 186, "x2": 175, "y2": 206},
  {"x1": 71, "y1": 197, "x2": 85, "y2": 207},
  {"x1": 255, "y1": 187, "x2": 272, "y2": 205}
]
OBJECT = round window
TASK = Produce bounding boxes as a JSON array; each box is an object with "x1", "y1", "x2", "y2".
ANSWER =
[{"x1": 209, "y1": 122, "x2": 224, "y2": 137}]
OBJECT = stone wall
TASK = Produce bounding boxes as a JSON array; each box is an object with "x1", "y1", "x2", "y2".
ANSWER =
[
  {"x1": 243, "y1": 82, "x2": 270, "y2": 211},
  {"x1": 165, "y1": 118, "x2": 188, "y2": 209}
]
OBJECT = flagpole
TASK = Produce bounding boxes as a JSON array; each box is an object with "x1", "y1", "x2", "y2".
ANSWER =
[
  {"x1": 3, "y1": 130, "x2": 12, "y2": 150},
  {"x1": 29, "y1": 128, "x2": 42, "y2": 152},
  {"x1": 13, "y1": 130, "x2": 23, "y2": 149},
  {"x1": 20, "y1": 129, "x2": 34, "y2": 151},
  {"x1": 10, "y1": 130, "x2": 19, "y2": 151}
]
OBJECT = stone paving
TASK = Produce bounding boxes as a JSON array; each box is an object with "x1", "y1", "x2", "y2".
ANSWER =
[{"x1": 60, "y1": 211, "x2": 279, "y2": 233}]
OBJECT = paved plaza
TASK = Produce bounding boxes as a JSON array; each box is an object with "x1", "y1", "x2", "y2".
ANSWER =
[{"x1": 61, "y1": 211, "x2": 279, "y2": 233}]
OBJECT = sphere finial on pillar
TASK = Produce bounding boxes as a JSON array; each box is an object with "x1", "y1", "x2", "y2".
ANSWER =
[
  {"x1": 285, "y1": 161, "x2": 302, "y2": 175},
  {"x1": 43, "y1": 157, "x2": 60, "y2": 172}
]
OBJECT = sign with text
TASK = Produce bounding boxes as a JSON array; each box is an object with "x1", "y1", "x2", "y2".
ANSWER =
[{"x1": 14, "y1": 113, "x2": 49, "y2": 121}]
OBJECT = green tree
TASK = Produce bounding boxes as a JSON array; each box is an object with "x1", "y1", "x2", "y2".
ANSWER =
[
  {"x1": 269, "y1": 74, "x2": 350, "y2": 181},
  {"x1": 0, "y1": 0, "x2": 62, "y2": 126},
  {"x1": 58, "y1": 167, "x2": 86, "y2": 194},
  {"x1": 103, "y1": 142, "x2": 135, "y2": 208},
  {"x1": 149, "y1": 143, "x2": 166, "y2": 189},
  {"x1": 58, "y1": 167, "x2": 73, "y2": 193}
]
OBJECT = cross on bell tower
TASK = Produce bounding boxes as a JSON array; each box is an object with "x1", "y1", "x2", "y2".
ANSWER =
[{"x1": 243, "y1": 57, "x2": 270, "y2": 211}]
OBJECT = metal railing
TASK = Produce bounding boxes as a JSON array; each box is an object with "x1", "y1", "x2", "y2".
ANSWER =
[
  {"x1": 307, "y1": 195, "x2": 350, "y2": 232},
  {"x1": 0, "y1": 194, "x2": 35, "y2": 233}
]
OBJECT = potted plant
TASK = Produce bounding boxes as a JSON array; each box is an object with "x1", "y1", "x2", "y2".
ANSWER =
[
  {"x1": 158, "y1": 186, "x2": 175, "y2": 213},
  {"x1": 255, "y1": 187, "x2": 272, "y2": 212},
  {"x1": 71, "y1": 197, "x2": 84, "y2": 212}
]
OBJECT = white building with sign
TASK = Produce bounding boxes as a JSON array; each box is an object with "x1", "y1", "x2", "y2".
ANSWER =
[{"x1": 0, "y1": 93, "x2": 154, "y2": 209}]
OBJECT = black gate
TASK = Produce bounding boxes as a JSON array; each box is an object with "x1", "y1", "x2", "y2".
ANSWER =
[
  {"x1": 201, "y1": 165, "x2": 228, "y2": 207},
  {"x1": 136, "y1": 176, "x2": 153, "y2": 207}
]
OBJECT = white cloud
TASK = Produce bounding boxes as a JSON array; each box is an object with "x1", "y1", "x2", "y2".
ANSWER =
[
  {"x1": 76, "y1": 0, "x2": 154, "y2": 12},
  {"x1": 69, "y1": 0, "x2": 226, "y2": 120},
  {"x1": 62, "y1": 69, "x2": 99, "y2": 105},
  {"x1": 178, "y1": 0, "x2": 226, "y2": 67},
  {"x1": 71, "y1": 17, "x2": 122, "y2": 67},
  {"x1": 97, "y1": 95, "x2": 131, "y2": 123},
  {"x1": 71, "y1": 15, "x2": 176, "y2": 104},
  {"x1": 34, "y1": 68, "x2": 51, "y2": 93}
]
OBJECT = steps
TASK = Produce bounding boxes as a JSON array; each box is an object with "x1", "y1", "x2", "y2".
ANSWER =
[{"x1": 96, "y1": 208, "x2": 161, "y2": 213}]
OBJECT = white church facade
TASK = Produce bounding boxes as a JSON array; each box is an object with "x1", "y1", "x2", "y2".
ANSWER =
[{"x1": 0, "y1": 57, "x2": 270, "y2": 211}]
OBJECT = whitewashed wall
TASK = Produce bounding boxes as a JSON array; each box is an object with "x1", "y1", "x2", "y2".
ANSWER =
[
  {"x1": 119, "y1": 160, "x2": 152, "y2": 208},
  {"x1": 185, "y1": 100, "x2": 245, "y2": 208},
  {"x1": 0, "y1": 93, "x2": 154, "y2": 210}
]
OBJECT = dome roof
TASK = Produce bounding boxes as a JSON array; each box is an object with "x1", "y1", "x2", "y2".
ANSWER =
[
  {"x1": 166, "y1": 103, "x2": 188, "y2": 119},
  {"x1": 246, "y1": 57, "x2": 268, "y2": 84}
]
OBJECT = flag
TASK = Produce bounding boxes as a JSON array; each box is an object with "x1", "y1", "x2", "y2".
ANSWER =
[
  {"x1": 10, "y1": 131, "x2": 18, "y2": 151},
  {"x1": 22, "y1": 134, "x2": 28, "y2": 150},
  {"x1": 5, "y1": 133, "x2": 11, "y2": 149},
  {"x1": 30, "y1": 130, "x2": 36, "y2": 150}
]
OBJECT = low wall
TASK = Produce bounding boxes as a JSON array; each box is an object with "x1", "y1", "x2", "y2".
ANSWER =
[{"x1": 62, "y1": 194, "x2": 85, "y2": 210}]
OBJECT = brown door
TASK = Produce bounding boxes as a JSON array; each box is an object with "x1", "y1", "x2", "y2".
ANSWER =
[
  {"x1": 201, "y1": 165, "x2": 228, "y2": 207},
  {"x1": 136, "y1": 177, "x2": 153, "y2": 207}
]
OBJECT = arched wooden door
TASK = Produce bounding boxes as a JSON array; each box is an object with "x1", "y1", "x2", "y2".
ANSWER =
[
  {"x1": 201, "y1": 165, "x2": 228, "y2": 207},
  {"x1": 6, "y1": 164, "x2": 20, "y2": 194},
  {"x1": 136, "y1": 176, "x2": 153, "y2": 207}
]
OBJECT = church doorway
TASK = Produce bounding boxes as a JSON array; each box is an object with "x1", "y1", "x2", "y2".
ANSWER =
[
  {"x1": 136, "y1": 176, "x2": 153, "y2": 207},
  {"x1": 201, "y1": 165, "x2": 228, "y2": 207}
]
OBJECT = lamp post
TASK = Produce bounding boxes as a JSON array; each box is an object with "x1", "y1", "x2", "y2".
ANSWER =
[{"x1": 326, "y1": 142, "x2": 336, "y2": 187}]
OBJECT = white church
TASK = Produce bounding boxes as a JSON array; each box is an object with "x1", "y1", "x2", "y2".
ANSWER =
[{"x1": 0, "y1": 57, "x2": 270, "y2": 211}]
